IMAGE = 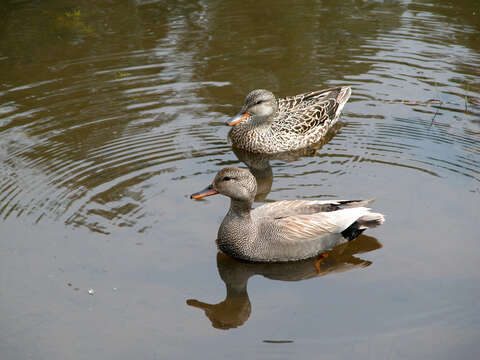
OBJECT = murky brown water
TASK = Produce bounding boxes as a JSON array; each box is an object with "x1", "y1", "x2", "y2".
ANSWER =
[{"x1": 1, "y1": 0, "x2": 479, "y2": 359}]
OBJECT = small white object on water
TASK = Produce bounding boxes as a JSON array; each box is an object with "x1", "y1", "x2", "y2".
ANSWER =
[{"x1": 88, "y1": 288, "x2": 95, "y2": 295}]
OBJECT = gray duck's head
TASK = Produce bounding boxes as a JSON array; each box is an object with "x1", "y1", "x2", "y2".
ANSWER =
[
  {"x1": 226, "y1": 89, "x2": 277, "y2": 126},
  {"x1": 190, "y1": 167, "x2": 257, "y2": 203}
]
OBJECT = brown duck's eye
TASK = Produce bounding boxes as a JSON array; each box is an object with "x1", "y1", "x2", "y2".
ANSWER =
[{"x1": 222, "y1": 176, "x2": 232, "y2": 181}]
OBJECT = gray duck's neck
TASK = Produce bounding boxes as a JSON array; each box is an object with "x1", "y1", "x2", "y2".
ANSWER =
[{"x1": 227, "y1": 198, "x2": 253, "y2": 218}]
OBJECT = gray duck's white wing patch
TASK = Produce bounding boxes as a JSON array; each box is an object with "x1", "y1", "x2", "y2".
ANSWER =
[{"x1": 252, "y1": 199, "x2": 375, "y2": 219}]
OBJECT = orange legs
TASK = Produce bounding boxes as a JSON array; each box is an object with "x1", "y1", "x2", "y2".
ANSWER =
[{"x1": 314, "y1": 252, "x2": 329, "y2": 273}]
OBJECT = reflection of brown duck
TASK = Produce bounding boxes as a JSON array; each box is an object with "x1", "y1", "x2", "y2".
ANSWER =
[
  {"x1": 231, "y1": 123, "x2": 342, "y2": 201},
  {"x1": 186, "y1": 235, "x2": 382, "y2": 330},
  {"x1": 232, "y1": 147, "x2": 273, "y2": 202}
]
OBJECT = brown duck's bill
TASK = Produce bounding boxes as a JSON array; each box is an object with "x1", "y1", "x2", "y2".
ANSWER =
[
  {"x1": 190, "y1": 184, "x2": 219, "y2": 199},
  {"x1": 226, "y1": 112, "x2": 250, "y2": 126},
  {"x1": 186, "y1": 299, "x2": 212, "y2": 309}
]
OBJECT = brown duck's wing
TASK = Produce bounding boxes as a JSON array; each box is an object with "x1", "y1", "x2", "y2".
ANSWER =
[
  {"x1": 275, "y1": 87, "x2": 347, "y2": 135},
  {"x1": 277, "y1": 87, "x2": 345, "y2": 112},
  {"x1": 275, "y1": 105, "x2": 333, "y2": 135},
  {"x1": 251, "y1": 199, "x2": 374, "y2": 219}
]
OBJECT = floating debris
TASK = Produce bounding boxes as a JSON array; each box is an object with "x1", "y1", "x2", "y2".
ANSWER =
[
  {"x1": 263, "y1": 340, "x2": 294, "y2": 344},
  {"x1": 468, "y1": 97, "x2": 480, "y2": 106},
  {"x1": 87, "y1": 288, "x2": 95, "y2": 295},
  {"x1": 387, "y1": 99, "x2": 443, "y2": 106},
  {"x1": 385, "y1": 96, "x2": 480, "y2": 109}
]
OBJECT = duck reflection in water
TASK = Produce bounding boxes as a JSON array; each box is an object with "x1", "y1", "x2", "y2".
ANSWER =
[
  {"x1": 231, "y1": 122, "x2": 342, "y2": 202},
  {"x1": 187, "y1": 235, "x2": 382, "y2": 330}
]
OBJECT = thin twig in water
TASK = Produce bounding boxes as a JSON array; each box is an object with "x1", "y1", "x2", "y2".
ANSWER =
[
  {"x1": 386, "y1": 94, "x2": 480, "y2": 111},
  {"x1": 429, "y1": 107, "x2": 440, "y2": 129},
  {"x1": 387, "y1": 99, "x2": 443, "y2": 106}
]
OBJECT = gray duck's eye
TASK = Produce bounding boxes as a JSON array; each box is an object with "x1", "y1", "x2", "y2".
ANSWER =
[{"x1": 222, "y1": 176, "x2": 232, "y2": 181}]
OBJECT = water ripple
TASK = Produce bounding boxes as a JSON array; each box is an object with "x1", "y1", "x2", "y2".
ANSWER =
[{"x1": 0, "y1": 0, "x2": 479, "y2": 235}]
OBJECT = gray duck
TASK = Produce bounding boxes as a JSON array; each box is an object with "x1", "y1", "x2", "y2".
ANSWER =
[
  {"x1": 227, "y1": 87, "x2": 351, "y2": 153},
  {"x1": 191, "y1": 167, "x2": 384, "y2": 262}
]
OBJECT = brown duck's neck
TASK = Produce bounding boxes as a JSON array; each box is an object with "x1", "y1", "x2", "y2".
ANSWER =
[
  {"x1": 228, "y1": 199, "x2": 253, "y2": 218},
  {"x1": 247, "y1": 115, "x2": 273, "y2": 130}
]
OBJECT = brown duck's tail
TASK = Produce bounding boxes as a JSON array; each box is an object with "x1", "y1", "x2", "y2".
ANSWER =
[
  {"x1": 334, "y1": 86, "x2": 352, "y2": 118},
  {"x1": 337, "y1": 86, "x2": 352, "y2": 105}
]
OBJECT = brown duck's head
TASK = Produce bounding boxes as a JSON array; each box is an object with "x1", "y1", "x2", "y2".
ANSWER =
[
  {"x1": 226, "y1": 89, "x2": 277, "y2": 126},
  {"x1": 190, "y1": 167, "x2": 257, "y2": 202}
]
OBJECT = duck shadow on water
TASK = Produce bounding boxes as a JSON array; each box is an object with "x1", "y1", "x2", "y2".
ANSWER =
[
  {"x1": 186, "y1": 234, "x2": 381, "y2": 330},
  {"x1": 231, "y1": 122, "x2": 343, "y2": 201}
]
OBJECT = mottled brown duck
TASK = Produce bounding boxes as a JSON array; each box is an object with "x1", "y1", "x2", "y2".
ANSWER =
[{"x1": 227, "y1": 87, "x2": 351, "y2": 153}]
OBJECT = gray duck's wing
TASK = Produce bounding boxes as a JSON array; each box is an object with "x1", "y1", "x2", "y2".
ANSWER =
[
  {"x1": 254, "y1": 206, "x2": 380, "y2": 261},
  {"x1": 258, "y1": 204, "x2": 381, "y2": 240},
  {"x1": 251, "y1": 200, "x2": 383, "y2": 261}
]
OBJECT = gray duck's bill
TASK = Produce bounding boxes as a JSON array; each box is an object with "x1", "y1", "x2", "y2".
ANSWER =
[{"x1": 190, "y1": 184, "x2": 219, "y2": 199}]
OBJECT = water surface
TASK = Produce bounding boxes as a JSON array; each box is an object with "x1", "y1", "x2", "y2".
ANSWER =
[{"x1": 1, "y1": 0, "x2": 479, "y2": 359}]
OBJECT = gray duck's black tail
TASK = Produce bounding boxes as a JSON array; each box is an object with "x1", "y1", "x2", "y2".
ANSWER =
[{"x1": 341, "y1": 212, "x2": 385, "y2": 241}]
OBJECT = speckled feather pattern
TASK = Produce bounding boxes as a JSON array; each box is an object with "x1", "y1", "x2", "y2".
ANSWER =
[
  {"x1": 204, "y1": 167, "x2": 385, "y2": 262},
  {"x1": 229, "y1": 87, "x2": 351, "y2": 153}
]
